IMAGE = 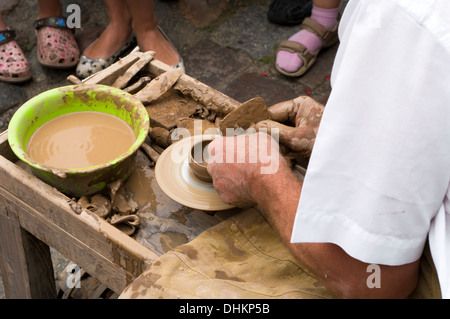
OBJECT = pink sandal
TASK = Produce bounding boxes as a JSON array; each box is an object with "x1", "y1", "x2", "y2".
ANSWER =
[
  {"x1": 34, "y1": 16, "x2": 80, "y2": 68},
  {"x1": 0, "y1": 30, "x2": 32, "y2": 83}
]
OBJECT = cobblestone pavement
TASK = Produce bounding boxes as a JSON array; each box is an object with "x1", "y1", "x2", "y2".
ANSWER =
[{"x1": 0, "y1": 0, "x2": 340, "y2": 298}]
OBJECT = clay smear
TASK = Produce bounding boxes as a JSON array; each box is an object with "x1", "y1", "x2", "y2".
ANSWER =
[{"x1": 27, "y1": 111, "x2": 136, "y2": 169}]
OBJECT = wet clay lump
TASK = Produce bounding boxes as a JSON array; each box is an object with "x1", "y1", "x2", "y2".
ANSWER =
[{"x1": 27, "y1": 111, "x2": 136, "y2": 169}]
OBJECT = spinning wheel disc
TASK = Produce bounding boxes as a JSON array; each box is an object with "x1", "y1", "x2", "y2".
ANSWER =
[{"x1": 155, "y1": 134, "x2": 233, "y2": 211}]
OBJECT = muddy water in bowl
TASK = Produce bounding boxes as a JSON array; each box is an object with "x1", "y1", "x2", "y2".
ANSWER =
[
  {"x1": 27, "y1": 111, "x2": 136, "y2": 169},
  {"x1": 8, "y1": 84, "x2": 149, "y2": 197}
]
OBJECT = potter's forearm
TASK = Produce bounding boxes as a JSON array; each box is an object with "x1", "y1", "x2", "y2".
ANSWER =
[{"x1": 250, "y1": 163, "x2": 302, "y2": 244}]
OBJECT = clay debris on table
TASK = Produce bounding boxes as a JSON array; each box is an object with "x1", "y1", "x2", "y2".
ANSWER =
[{"x1": 70, "y1": 179, "x2": 141, "y2": 236}]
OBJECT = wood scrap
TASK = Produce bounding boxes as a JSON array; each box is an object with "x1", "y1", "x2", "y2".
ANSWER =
[
  {"x1": 133, "y1": 68, "x2": 182, "y2": 104},
  {"x1": 123, "y1": 76, "x2": 151, "y2": 94},
  {"x1": 141, "y1": 142, "x2": 160, "y2": 163},
  {"x1": 83, "y1": 51, "x2": 143, "y2": 86},
  {"x1": 66, "y1": 74, "x2": 82, "y2": 84},
  {"x1": 151, "y1": 143, "x2": 165, "y2": 154},
  {"x1": 148, "y1": 126, "x2": 173, "y2": 149},
  {"x1": 112, "y1": 51, "x2": 155, "y2": 89}
]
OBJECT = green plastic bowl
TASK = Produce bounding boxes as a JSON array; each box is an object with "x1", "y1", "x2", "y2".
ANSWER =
[{"x1": 8, "y1": 84, "x2": 150, "y2": 197}]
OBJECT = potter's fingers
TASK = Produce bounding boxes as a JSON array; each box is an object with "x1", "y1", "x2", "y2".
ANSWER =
[
  {"x1": 291, "y1": 96, "x2": 325, "y2": 127},
  {"x1": 254, "y1": 120, "x2": 296, "y2": 150},
  {"x1": 268, "y1": 96, "x2": 323, "y2": 125},
  {"x1": 267, "y1": 99, "x2": 296, "y2": 123},
  {"x1": 206, "y1": 136, "x2": 224, "y2": 161},
  {"x1": 278, "y1": 127, "x2": 317, "y2": 158},
  {"x1": 206, "y1": 136, "x2": 234, "y2": 174},
  {"x1": 254, "y1": 119, "x2": 296, "y2": 133},
  {"x1": 254, "y1": 119, "x2": 317, "y2": 156},
  {"x1": 254, "y1": 120, "x2": 313, "y2": 156}
]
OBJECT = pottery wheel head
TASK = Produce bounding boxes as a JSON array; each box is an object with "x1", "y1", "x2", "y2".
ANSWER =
[{"x1": 155, "y1": 134, "x2": 233, "y2": 211}]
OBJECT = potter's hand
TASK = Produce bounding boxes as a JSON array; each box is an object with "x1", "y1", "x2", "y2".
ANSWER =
[
  {"x1": 255, "y1": 96, "x2": 324, "y2": 157},
  {"x1": 206, "y1": 132, "x2": 290, "y2": 207}
]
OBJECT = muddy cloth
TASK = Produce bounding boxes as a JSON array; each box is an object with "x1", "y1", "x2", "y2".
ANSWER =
[
  {"x1": 119, "y1": 208, "x2": 440, "y2": 299},
  {"x1": 119, "y1": 208, "x2": 335, "y2": 299}
]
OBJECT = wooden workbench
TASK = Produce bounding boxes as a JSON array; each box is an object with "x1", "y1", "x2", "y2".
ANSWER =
[
  {"x1": 0, "y1": 129, "x2": 150, "y2": 297},
  {"x1": 0, "y1": 129, "x2": 241, "y2": 298},
  {"x1": 0, "y1": 55, "x2": 243, "y2": 299}
]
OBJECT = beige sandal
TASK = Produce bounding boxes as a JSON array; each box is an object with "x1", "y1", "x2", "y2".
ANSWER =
[
  {"x1": 276, "y1": 17, "x2": 339, "y2": 77},
  {"x1": 0, "y1": 30, "x2": 32, "y2": 83}
]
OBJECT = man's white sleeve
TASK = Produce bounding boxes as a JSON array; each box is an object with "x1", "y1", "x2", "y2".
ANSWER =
[{"x1": 291, "y1": 0, "x2": 450, "y2": 266}]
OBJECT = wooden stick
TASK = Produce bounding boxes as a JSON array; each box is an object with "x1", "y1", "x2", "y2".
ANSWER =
[
  {"x1": 133, "y1": 68, "x2": 182, "y2": 104},
  {"x1": 66, "y1": 75, "x2": 82, "y2": 84},
  {"x1": 140, "y1": 142, "x2": 160, "y2": 163},
  {"x1": 123, "y1": 76, "x2": 151, "y2": 94},
  {"x1": 112, "y1": 51, "x2": 155, "y2": 89}
]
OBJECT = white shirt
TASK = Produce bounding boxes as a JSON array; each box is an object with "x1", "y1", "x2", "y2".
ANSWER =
[{"x1": 291, "y1": 0, "x2": 450, "y2": 298}]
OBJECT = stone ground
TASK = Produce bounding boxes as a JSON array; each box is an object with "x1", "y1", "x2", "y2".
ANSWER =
[{"x1": 0, "y1": 0, "x2": 341, "y2": 299}]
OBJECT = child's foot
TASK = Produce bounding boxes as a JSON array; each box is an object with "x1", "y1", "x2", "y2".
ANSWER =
[
  {"x1": 276, "y1": 5, "x2": 339, "y2": 75},
  {"x1": 0, "y1": 30, "x2": 32, "y2": 82},
  {"x1": 135, "y1": 26, "x2": 180, "y2": 67},
  {"x1": 76, "y1": 22, "x2": 137, "y2": 79},
  {"x1": 35, "y1": 16, "x2": 80, "y2": 68},
  {"x1": 83, "y1": 22, "x2": 133, "y2": 59}
]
